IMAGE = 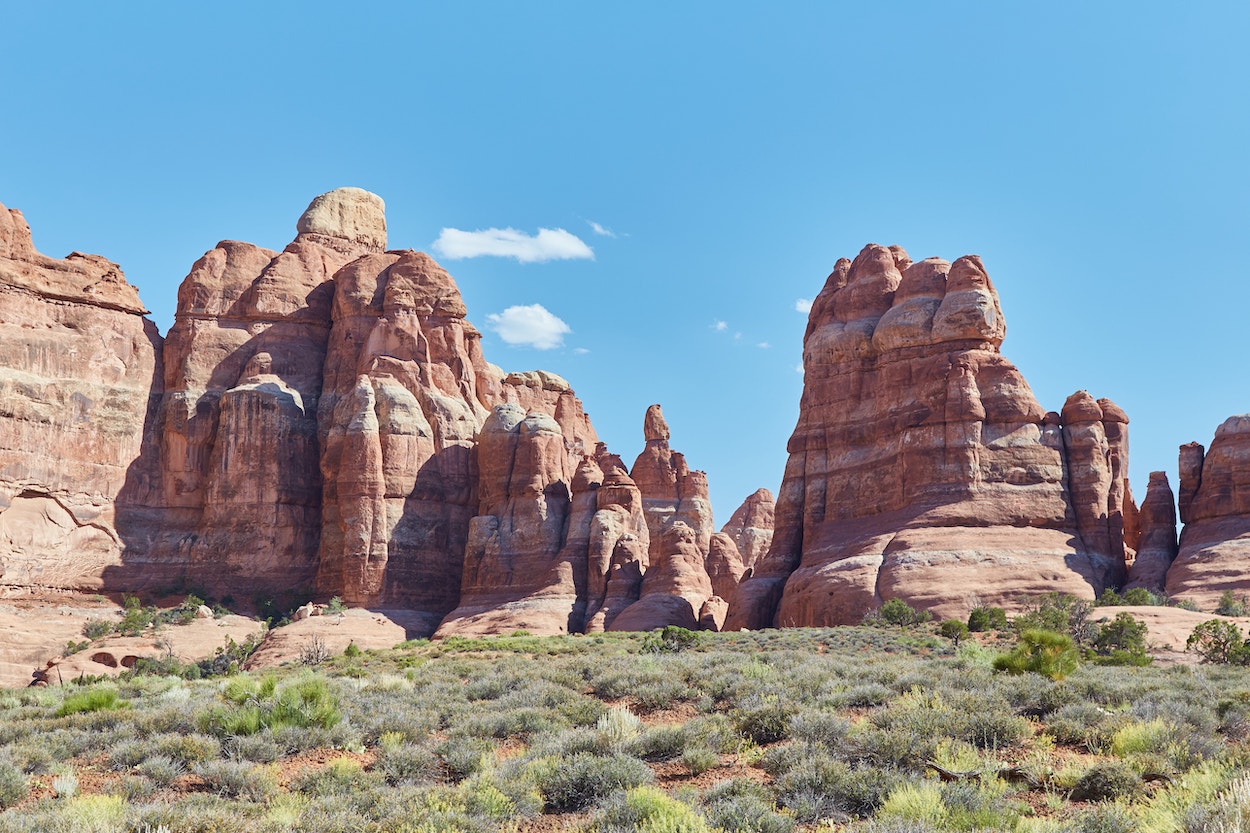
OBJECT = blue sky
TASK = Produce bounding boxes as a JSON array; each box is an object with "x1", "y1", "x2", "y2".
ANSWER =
[{"x1": 3, "y1": 3, "x2": 1247, "y2": 525}]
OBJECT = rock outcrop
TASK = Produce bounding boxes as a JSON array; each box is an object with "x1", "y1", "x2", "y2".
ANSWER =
[
  {"x1": 728, "y1": 245, "x2": 1130, "y2": 628},
  {"x1": 0, "y1": 201, "x2": 161, "y2": 590},
  {"x1": 720, "y1": 489, "x2": 775, "y2": 571},
  {"x1": 1166, "y1": 416, "x2": 1250, "y2": 608},
  {"x1": 1125, "y1": 472, "x2": 1178, "y2": 592},
  {"x1": 609, "y1": 521, "x2": 714, "y2": 631}
]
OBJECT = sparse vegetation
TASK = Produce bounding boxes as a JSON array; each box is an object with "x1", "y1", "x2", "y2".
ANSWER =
[{"x1": 0, "y1": 612, "x2": 1246, "y2": 831}]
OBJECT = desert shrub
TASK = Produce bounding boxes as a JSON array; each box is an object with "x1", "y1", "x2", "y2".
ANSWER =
[
  {"x1": 1013, "y1": 593, "x2": 1097, "y2": 645},
  {"x1": 56, "y1": 687, "x2": 124, "y2": 716},
  {"x1": 827, "y1": 683, "x2": 894, "y2": 708},
  {"x1": 1216, "y1": 590, "x2": 1249, "y2": 617},
  {"x1": 224, "y1": 731, "x2": 281, "y2": 763},
  {"x1": 588, "y1": 785, "x2": 711, "y2": 833},
  {"x1": 994, "y1": 629, "x2": 1080, "y2": 680},
  {"x1": 628, "y1": 725, "x2": 688, "y2": 761},
  {"x1": 530, "y1": 751, "x2": 654, "y2": 812},
  {"x1": 377, "y1": 736, "x2": 439, "y2": 786},
  {"x1": 0, "y1": 761, "x2": 27, "y2": 809},
  {"x1": 154, "y1": 732, "x2": 221, "y2": 765},
  {"x1": 194, "y1": 758, "x2": 277, "y2": 801},
  {"x1": 82, "y1": 618, "x2": 113, "y2": 640},
  {"x1": 702, "y1": 778, "x2": 795, "y2": 833},
  {"x1": 436, "y1": 733, "x2": 495, "y2": 781},
  {"x1": 597, "y1": 705, "x2": 642, "y2": 751},
  {"x1": 292, "y1": 756, "x2": 381, "y2": 797},
  {"x1": 788, "y1": 709, "x2": 851, "y2": 750},
  {"x1": 1187, "y1": 619, "x2": 1249, "y2": 664},
  {"x1": 683, "y1": 746, "x2": 720, "y2": 775},
  {"x1": 199, "y1": 674, "x2": 341, "y2": 737},
  {"x1": 642, "y1": 625, "x2": 701, "y2": 653},
  {"x1": 773, "y1": 753, "x2": 899, "y2": 822},
  {"x1": 877, "y1": 782, "x2": 947, "y2": 826},
  {"x1": 1122, "y1": 587, "x2": 1163, "y2": 606},
  {"x1": 732, "y1": 701, "x2": 794, "y2": 745},
  {"x1": 1070, "y1": 760, "x2": 1142, "y2": 802},
  {"x1": 137, "y1": 754, "x2": 184, "y2": 785},
  {"x1": 1046, "y1": 703, "x2": 1126, "y2": 750},
  {"x1": 1073, "y1": 803, "x2": 1136, "y2": 833},
  {"x1": 868, "y1": 688, "x2": 1029, "y2": 754},
  {"x1": 967, "y1": 606, "x2": 1009, "y2": 632}
]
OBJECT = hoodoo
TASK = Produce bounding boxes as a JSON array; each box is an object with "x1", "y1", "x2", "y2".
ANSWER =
[{"x1": 727, "y1": 245, "x2": 1131, "y2": 628}]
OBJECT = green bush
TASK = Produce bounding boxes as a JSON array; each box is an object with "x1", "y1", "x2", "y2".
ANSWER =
[
  {"x1": 82, "y1": 618, "x2": 114, "y2": 640},
  {"x1": 642, "y1": 626, "x2": 700, "y2": 653},
  {"x1": 939, "y1": 619, "x2": 970, "y2": 645},
  {"x1": 1216, "y1": 590, "x2": 1249, "y2": 617},
  {"x1": 57, "y1": 687, "x2": 124, "y2": 717},
  {"x1": 993, "y1": 629, "x2": 1080, "y2": 680},
  {"x1": 878, "y1": 598, "x2": 930, "y2": 627},
  {"x1": 702, "y1": 779, "x2": 795, "y2": 833},
  {"x1": 1187, "y1": 619, "x2": 1249, "y2": 664},
  {"x1": 1091, "y1": 612, "x2": 1150, "y2": 665},
  {"x1": 967, "y1": 606, "x2": 1009, "y2": 632}
]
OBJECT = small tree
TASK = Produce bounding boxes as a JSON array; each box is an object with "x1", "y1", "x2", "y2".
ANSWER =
[
  {"x1": 1186, "y1": 619, "x2": 1249, "y2": 664},
  {"x1": 879, "y1": 598, "x2": 928, "y2": 628},
  {"x1": 939, "y1": 619, "x2": 970, "y2": 646},
  {"x1": 967, "y1": 606, "x2": 1009, "y2": 632}
]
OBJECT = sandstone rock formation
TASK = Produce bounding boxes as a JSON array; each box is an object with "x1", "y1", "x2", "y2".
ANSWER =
[
  {"x1": 1125, "y1": 472, "x2": 1178, "y2": 592},
  {"x1": 1166, "y1": 416, "x2": 1250, "y2": 609},
  {"x1": 630, "y1": 405, "x2": 715, "y2": 559},
  {"x1": 721, "y1": 489, "x2": 775, "y2": 571},
  {"x1": 728, "y1": 245, "x2": 1131, "y2": 628},
  {"x1": 0, "y1": 201, "x2": 161, "y2": 590},
  {"x1": 609, "y1": 521, "x2": 714, "y2": 631}
]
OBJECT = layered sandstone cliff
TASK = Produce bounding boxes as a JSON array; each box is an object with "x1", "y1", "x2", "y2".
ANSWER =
[
  {"x1": 0, "y1": 201, "x2": 161, "y2": 589},
  {"x1": 727, "y1": 245, "x2": 1131, "y2": 628},
  {"x1": 1166, "y1": 416, "x2": 1250, "y2": 608}
]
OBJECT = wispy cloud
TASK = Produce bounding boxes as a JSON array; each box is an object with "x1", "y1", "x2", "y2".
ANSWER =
[
  {"x1": 795, "y1": 298, "x2": 812, "y2": 313},
  {"x1": 573, "y1": 347, "x2": 590, "y2": 355},
  {"x1": 432, "y1": 227, "x2": 593, "y2": 263},
  {"x1": 713, "y1": 320, "x2": 728, "y2": 332},
  {"x1": 795, "y1": 362, "x2": 805, "y2": 374},
  {"x1": 486, "y1": 304, "x2": 571, "y2": 350},
  {"x1": 587, "y1": 221, "x2": 617, "y2": 238},
  {"x1": 757, "y1": 342, "x2": 770, "y2": 349}
]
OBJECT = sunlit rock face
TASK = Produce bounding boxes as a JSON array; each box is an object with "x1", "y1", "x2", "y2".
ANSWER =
[
  {"x1": 0, "y1": 200, "x2": 161, "y2": 590},
  {"x1": 1166, "y1": 416, "x2": 1250, "y2": 609},
  {"x1": 727, "y1": 245, "x2": 1130, "y2": 629}
]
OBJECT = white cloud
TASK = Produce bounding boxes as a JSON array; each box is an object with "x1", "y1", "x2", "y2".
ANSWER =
[
  {"x1": 486, "y1": 304, "x2": 571, "y2": 350},
  {"x1": 795, "y1": 298, "x2": 812, "y2": 313},
  {"x1": 588, "y1": 221, "x2": 616, "y2": 238},
  {"x1": 432, "y1": 227, "x2": 594, "y2": 263},
  {"x1": 734, "y1": 332, "x2": 742, "y2": 340},
  {"x1": 795, "y1": 362, "x2": 805, "y2": 374},
  {"x1": 757, "y1": 342, "x2": 770, "y2": 349},
  {"x1": 713, "y1": 320, "x2": 728, "y2": 331},
  {"x1": 573, "y1": 347, "x2": 590, "y2": 355}
]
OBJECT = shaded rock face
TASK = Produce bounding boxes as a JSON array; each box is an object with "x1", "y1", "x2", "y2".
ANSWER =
[
  {"x1": 147, "y1": 190, "x2": 386, "y2": 596},
  {"x1": 0, "y1": 201, "x2": 162, "y2": 589},
  {"x1": 1126, "y1": 471, "x2": 1178, "y2": 592},
  {"x1": 609, "y1": 521, "x2": 714, "y2": 632},
  {"x1": 1167, "y1": 416, "x2": 1250, "y2": 608},
  {"x1": 728, "y1": 245, "x2": 1130, "y2": 629}
]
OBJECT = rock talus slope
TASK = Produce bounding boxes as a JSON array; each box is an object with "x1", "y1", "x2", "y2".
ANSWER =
[{"x1": 728, "y1": 245, "x2": 1130, "y2": 628}]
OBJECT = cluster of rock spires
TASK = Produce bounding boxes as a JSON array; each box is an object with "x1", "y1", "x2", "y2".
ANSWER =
[
  {"x1": 0, "y1": 189, "x2": 770, "y2": 637},
  {"x1": 0, "y1": 192, "x2": 1247, "y2": 634}
]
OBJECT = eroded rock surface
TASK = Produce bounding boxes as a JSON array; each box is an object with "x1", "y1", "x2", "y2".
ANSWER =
[
  {"x1": 1167, "y1": 416, "x2": 1250, "y2": 609},
  {"x1": 728, "y1": 245, "x2": 1130, "y2": 628},
  {"x1": 1126, "y1": 472, "x2": 1178, "y2": 592},
  {"x1": 0, "y1": 201, "x2": 161, "y2": 590}
]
